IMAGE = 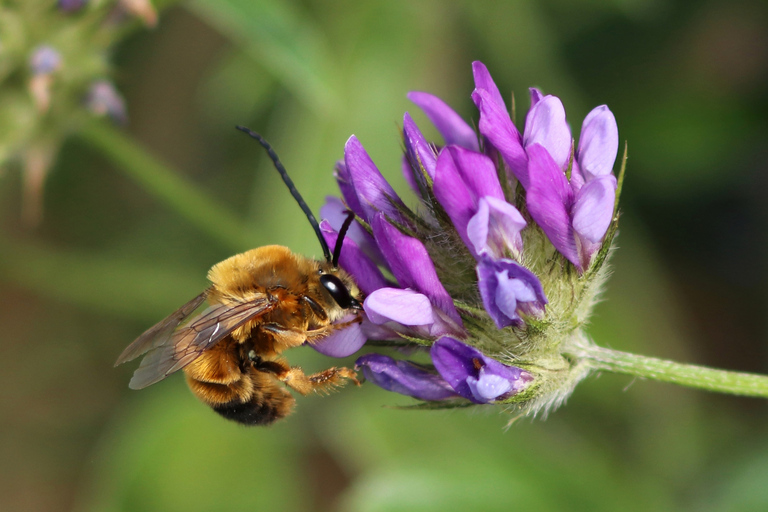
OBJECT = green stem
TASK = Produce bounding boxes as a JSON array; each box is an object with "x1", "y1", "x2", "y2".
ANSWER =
[
  {"x1": 79, "y1": 120, "x2": 253, "y2": 251},
  {"x1": 577, "y1": 344, "x2": 768, "y2": 398}
]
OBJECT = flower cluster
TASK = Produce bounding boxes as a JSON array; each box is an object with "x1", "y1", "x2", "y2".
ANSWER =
[
  {"x1": 315, "y1": 61, "x2": 624, "y2": 415},
  {"x1": 0, "y1": 0, "x2": 157, "y2": 225}
]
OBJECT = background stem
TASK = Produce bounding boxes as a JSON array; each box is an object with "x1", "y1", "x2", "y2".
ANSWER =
[{"x1": 79, "y1": 120, "x2": 254, "y2": 251}]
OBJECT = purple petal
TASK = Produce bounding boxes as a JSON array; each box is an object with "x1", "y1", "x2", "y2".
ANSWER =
[
  {"x1": 476, "y1": 256, "x2": 547, "y2": 329},
  {"x1": 311, "y1": 319, "x2": 367, "y2": 357},
  {"x1": 403, "y1": 112, "x2": 437, "y2": 181},
  {"x1": 472, "y1": 89, "x2": 529, "y2": 189},
  {"x1": 407, "y1": 91, "x2": 479, "y2": 151},
  {"x1": 401, "y1": 155, "x2": 421, "y2": 194},
  {"x1": 446, "y1": 146, "x2": 504, "y2": 200},
  {"x1": 528, "y1": 87, "x2": 544, "y2": 108},
  {"x1": 321, "y1": 196, "x2": 386, "y2": 266},
  {"x1": 356, "y1": 353, "x2": 458, "y2": 401},
  {"x1": 320, "y1": 220, "x2": 389, "y2": 295},
  {"x1": 572, "y1": 175, "x2": 617, "y2": 244},
  {"x1": 569, "y1": 158, "x2": 586, "y2": 194},
  {"x1": 433, "y1": 148, "x2": 476, "y2": 248},
  {"x1": 430, "y1": 337, "x2": 532, "y2": 403},
  {"x1": 320, "y1": 196, "x2": 367, "y2": 247},
  {"x1": 472, "y1": 61, "x2": 506, "y2": 112},
  {"x1": 85, "y1": 80, "x2": 127, "y2": 125},
  {"x1": 333, "y1": 160, "x2": 366, "y2": 220},
  {"x1": 344, "y1": 136, "x2": 405, "y2": 224},
  {"x1": 577, "y1": 105, "x2": 619, "y2": 181},
  {"x1": 466, "y1": 368, "x2": 513, "y2": 401},
  {"x1": 371, "y1": 214, "x2": 463, "y2": 327},
  {"x1": 526, "y1": 144, "x2": 579, "y2": 269},
  {"x1": 524, "y1": 94, "x2": 572, "y2": 170},
  {"x1": 29, "y1": 46, "x2": 61, "y2": 75},
  {"x1": 466, "y1": 196, "x2": 526, "y2": 259},
  {"x1": 364, "y1": 288, "x2": 434, "y2": 326}
]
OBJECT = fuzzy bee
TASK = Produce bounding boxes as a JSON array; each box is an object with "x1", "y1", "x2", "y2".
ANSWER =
[{"x1": 116, "y1": 127, "x2": 364, "y2": 425}]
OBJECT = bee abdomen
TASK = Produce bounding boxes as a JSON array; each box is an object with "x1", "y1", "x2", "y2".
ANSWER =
[
  {"x1": 186, "y1": 368, "x2": 296, "y2": 426},
  {"x1": 213, "y1": 393, "x2": 295, "y2": 426}
]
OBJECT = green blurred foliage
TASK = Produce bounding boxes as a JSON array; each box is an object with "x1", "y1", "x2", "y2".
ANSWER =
[{"x1": 1, "y1": 0, "x2": 767, "y2": 511}]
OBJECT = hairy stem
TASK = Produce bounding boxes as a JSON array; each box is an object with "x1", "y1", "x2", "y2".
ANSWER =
[{"x1": 577, "y1": 344, "x2": 768, "y2": 398}]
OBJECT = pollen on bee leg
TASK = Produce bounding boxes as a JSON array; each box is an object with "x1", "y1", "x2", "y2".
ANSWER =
[{"x1": 279, "y1": 366, "x2": 360, "y2": 395}]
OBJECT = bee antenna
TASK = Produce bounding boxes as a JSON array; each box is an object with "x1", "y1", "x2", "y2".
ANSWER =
[
  {"x1": 236, "y1": 126, "x2": 332, "y2": 263},
  {"x1": 332, "y1": 211, "x2": 355, "y2": 267}
]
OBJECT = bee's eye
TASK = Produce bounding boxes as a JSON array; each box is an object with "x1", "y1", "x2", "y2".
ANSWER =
[{"x1": 319, "y1": 274, "x2": 360, "y2": 310}]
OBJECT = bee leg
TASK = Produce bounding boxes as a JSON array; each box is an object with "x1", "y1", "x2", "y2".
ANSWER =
[
  {"x1": 279, "y1": 366, "x2": 360, "y2": 395},
  {"x1": 246, "y1": 349, "x2": 289, "y2": 375}
]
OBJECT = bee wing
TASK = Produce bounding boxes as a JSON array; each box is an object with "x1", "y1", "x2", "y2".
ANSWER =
[
  {"x1": 115, "y1": 290, "x2": 210, "y2": 366},
  {"x1": 126, "y1": 294, "x2": 276, "y2": 390}
]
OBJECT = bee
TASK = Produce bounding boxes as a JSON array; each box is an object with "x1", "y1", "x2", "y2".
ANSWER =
[{"x1": 115, "y1": 127, "x2": 364, "y2": 425}]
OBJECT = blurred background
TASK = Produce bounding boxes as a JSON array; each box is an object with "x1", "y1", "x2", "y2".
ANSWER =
[{"x1": 2, "y1": 0, "x2": 768, "y2": 510}]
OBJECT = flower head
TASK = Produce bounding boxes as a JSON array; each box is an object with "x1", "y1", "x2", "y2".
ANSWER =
[{"x1": 317, "y1": 61, "x2": 624, "y2": 418}]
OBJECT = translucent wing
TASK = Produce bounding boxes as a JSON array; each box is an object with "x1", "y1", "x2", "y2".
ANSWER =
[
  {"x1": 118, "y1": 292, "x2": 277, "y2": 390},
  {"x1": 115, "y1": 290, "x2": 210, "y2": 366}
]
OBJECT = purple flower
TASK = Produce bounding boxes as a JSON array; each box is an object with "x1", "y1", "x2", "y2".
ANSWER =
[
  {"x1": 526, "y1": 103, "x2": 618, "y2": 272},
  {"x1": 369, "y1": 213, "x2": 464, "y2": 332},
  {"x1": 363, "y1": 287, "x2": 457, "y2": 339},
  {"x1": 407, "y1": 92, "x2": 479, "y2": 152},
  {"x1": 470, "y1": 61, "x2": 619, "y2": 271},
  {"x1": 403, "y1": 112, "x2": 437, "y2": 183},
  {"x1": 472, "y1": 65, "x2": 574, "y2": 192},
  {"x1": 344, "y1": 135, "x2": 408, "y2": 225},
  {"x1": 311, "y1": 315, "x2": 367, "y2": 358},
  {"x1": 356, "y1": 353, "x2": 458, "y2": 401},
  {"x1": 523, "y1": 89, "x2": 572, "y2": 172},
  {"x1": 433, "y1": 146, "x2": 525, "y2": 259},
  {"x1": 85, "y1": 80, "x2": 127, "y2": 125},
  {"x1": 471, "y1": 61, "x2": 528, "y2": 188},
  {"x1": 466, "y1": 196, "x2": 526, "y2": 260},
  {"x1": 29, "y1": 46, "x2": 62, "y2": 75},
  {"x1": 476, "y1": 256, "x2": 547, "y2": 328},
  {"x1": 431, "y1": 337, "x2": 533, "y2": 403},
  {"x1": 320, "y1": 196, "x2": 386, "y2": 267},
  {"x1": 574, "y1": 106, "x2": 619, "y2": 183},
  {"x1": 332, "y1": 160, "x2": 366, "y2": 221}
]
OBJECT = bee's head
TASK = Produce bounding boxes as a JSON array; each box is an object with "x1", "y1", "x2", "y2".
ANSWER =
[
  {"x1": 237, "y1": 126, "x2": 364, "y2": 317},
  {"x1": 318, "y1": 266, "x2": 363, "y2": 311}
]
